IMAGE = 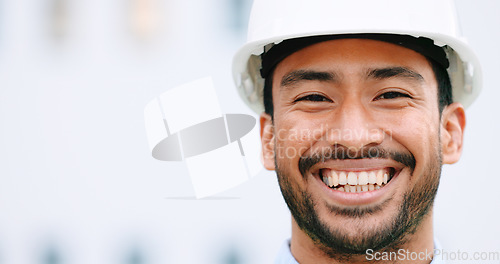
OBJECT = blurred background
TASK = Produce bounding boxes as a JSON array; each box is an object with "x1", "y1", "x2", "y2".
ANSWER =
[{"x1": 0, "y1": 0, "x2": 498, "y2": 263}]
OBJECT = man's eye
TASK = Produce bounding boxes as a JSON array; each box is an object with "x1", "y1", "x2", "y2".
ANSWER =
[
  {"x1": 295, "y1": 94, "x2": 332, "y2": 102},
  {"x1": 376, "y1": 91, "x2": 412, "y2": 100}
]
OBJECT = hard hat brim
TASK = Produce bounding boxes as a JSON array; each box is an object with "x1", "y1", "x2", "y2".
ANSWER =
[{"x1": 233, "y1": 30, "x2": 482, "y2": 113}]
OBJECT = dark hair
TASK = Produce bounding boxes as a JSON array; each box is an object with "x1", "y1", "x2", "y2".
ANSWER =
[{"x1": 263, "y1": 57, "x2": 452, "y2": 118}]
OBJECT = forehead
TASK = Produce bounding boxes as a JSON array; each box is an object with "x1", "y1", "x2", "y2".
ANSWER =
[{"x1": 273, "y1": 38, "x2": 435, "y2": 82}]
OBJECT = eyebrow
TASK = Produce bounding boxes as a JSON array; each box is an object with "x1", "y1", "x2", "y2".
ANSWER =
[
  {"x1": 366, "y1": 66, "x2": 424, "y2": 82},
  {"x1": 280, "y1": 66, "x2": 424, "y2": 88},
  {"x1": 280, "y1": 70, "x2": 339, "y2": 87}
]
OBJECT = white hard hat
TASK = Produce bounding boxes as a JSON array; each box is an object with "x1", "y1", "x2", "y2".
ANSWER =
[{"x1": 232, "y1": 0, "x2": 482, "y2": 113}]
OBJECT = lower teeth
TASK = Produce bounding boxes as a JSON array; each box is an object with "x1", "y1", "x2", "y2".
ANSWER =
[{"x1": 333, "y1": 183, "x2": 384, "y2": 193}]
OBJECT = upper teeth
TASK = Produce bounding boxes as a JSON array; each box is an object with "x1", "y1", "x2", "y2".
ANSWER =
[{"x1": 321, "y1": 169, "x2": 391, "y2": 192}]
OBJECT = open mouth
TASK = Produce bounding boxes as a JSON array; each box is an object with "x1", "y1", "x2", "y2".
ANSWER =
[{"x1": 319, "y1": 168, "x2": 397, "y2": 193}]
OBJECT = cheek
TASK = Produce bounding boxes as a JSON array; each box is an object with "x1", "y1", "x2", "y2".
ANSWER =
[
  {"x1": 274, "y1": 115, "x2": 329, "y2": 160},
  {"x1": 384, "y1": 110, "x2": 440, "y2": 167}
]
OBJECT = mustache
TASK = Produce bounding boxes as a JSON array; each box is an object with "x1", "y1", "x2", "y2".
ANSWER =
[{"x1": 298, "y1": 145, "x2": 416, "y2": 176}]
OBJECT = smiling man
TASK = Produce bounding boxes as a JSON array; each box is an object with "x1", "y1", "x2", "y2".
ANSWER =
[{"x1": 232, "y1": 0, "x2": 481, "y2": 263}]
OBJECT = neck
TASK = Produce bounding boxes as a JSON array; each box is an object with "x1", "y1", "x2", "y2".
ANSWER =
[{"x1": 289, "y1": 212, "x2": 435, "y2": 264}]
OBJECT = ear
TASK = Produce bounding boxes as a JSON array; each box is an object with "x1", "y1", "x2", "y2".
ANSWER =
[
  {"x1": 260, "y1": 113, "x2": 276, "y2": 170},
  {"x1": 440, "y1": 102, "x2": 466, "y2": 164}
]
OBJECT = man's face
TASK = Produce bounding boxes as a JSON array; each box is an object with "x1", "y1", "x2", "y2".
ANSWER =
[{"x1": 260, "y1": 39, "x2": 463, "y2": 256}]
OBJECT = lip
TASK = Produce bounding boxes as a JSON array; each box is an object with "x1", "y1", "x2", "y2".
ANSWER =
[{"x1": 309, "y1": 159, "x2": 403, "y2": 206}]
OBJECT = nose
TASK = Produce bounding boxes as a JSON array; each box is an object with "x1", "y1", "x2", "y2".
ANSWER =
[{"x1": 325, "y1": 97, "x2": 384, "y2": 153}]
